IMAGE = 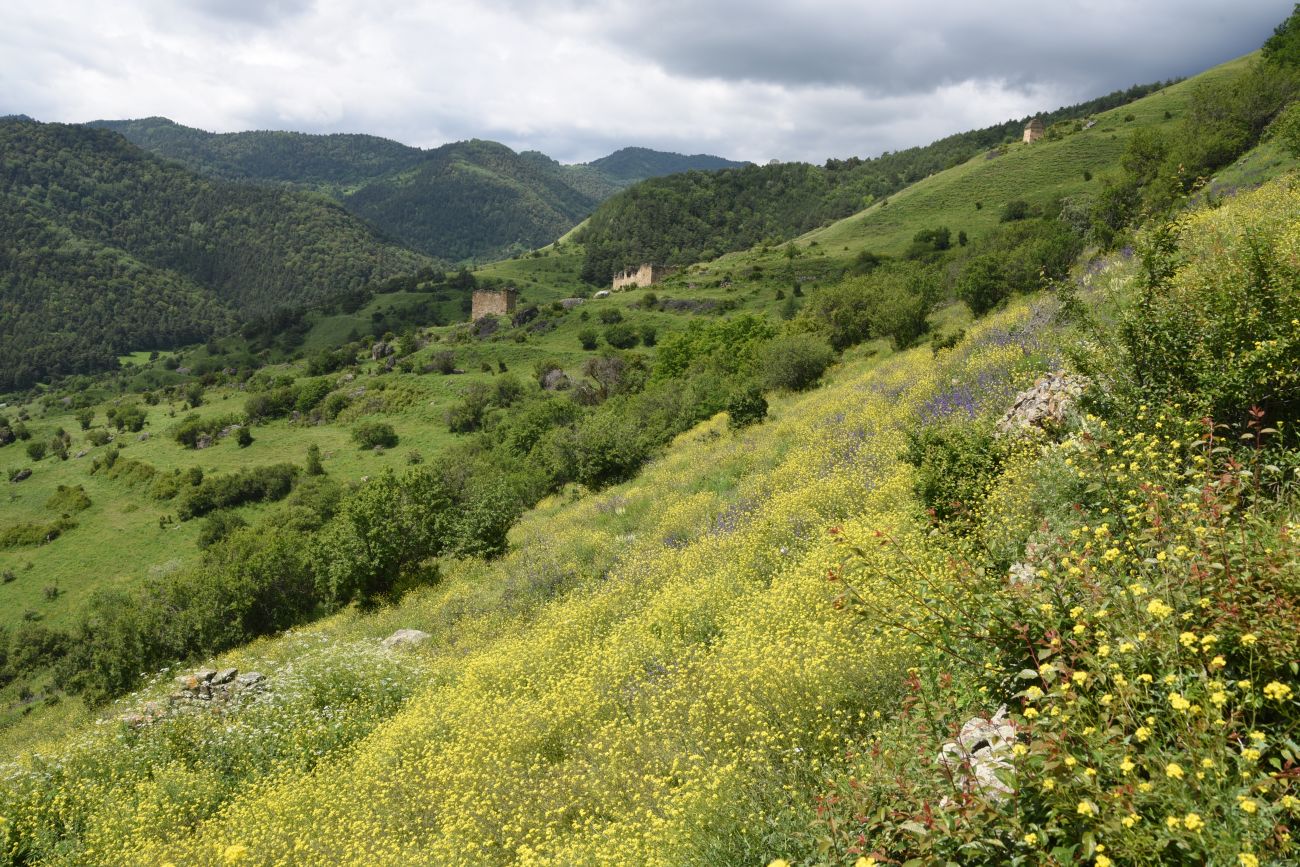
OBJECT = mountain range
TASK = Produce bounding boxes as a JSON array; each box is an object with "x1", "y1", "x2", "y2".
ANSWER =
[
  {"x1": 0, "y1": 118, "x2": 432, "y2": 390},
  {"x1": 88, "y1": 118, "x2": 748, "y2": 262}
]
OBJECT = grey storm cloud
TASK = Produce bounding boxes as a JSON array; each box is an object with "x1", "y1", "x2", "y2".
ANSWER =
[
  {"x1": 539, "y1": 0, "x2": 1284, "y2": 93},
  {"x1": 0, "y1": 0, "x2": 1292, "y2": 164}
]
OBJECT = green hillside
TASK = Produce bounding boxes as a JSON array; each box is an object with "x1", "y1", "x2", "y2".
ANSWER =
[
  {"x1": 574, "y1": 80, "x2": 1178, "y2": 282},
  {"x1": 4, "y1": 164, "x2": 1300, "y2": 862},
  {"x1": 342, "y1": 139, "x2": 602, "y2": 261},
  {"x1": 3, "y1": 28, "x2": 1300, "y2": 864},
  {"x1": 87, "y1": 117, "x2": 424, "y2": 195},
  {"x1": 0, "y1": 119, "x2": 431, "y2": 390}
]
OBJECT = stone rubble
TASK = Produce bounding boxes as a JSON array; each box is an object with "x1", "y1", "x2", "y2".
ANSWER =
[
  {"x1": 997, "y1": 371, "x2": 1088, "y2": 437},
  {"x1": 117, "y1": 666, "x2": 268, "y2": 728}
]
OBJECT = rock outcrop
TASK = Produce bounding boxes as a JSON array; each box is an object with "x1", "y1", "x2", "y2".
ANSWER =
[{"x1": 997, "y1": 372, "x2": 1087, "y2": 437}]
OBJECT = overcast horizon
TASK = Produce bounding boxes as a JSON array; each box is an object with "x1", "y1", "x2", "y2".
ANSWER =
[{"x1": 1, "y1": 1, "x2": 1292, "y2": 165}]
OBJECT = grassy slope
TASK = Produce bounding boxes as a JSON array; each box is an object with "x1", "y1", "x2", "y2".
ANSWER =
[
  {"x1": 0, "y1": 49, "x2": 1268, "y2": 678},
  {"x1": 0, "y1": 294, "x2": 1049, "y2": 863},
  {"x1": 698, "y1": 57, "x2": 1252, "y2": 279}
]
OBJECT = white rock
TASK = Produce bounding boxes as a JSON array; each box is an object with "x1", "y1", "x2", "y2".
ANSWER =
[{"x1": 381, "y1": 629, "x2": 431, "y2": 650}]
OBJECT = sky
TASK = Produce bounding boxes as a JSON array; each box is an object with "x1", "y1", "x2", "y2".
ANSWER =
[{"x1": 0, "y1": 1, "x2": 1291, "y2": 164}]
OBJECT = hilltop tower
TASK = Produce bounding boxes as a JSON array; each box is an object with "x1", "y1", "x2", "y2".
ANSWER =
[{"x1": 1023, "y1": 117, "x2": 1045, "y2": 144}]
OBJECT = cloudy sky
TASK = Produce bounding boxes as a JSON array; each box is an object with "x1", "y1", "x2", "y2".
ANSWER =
[{"x1": 1, "y1": 1, "x2": 1291, "y2": 164}]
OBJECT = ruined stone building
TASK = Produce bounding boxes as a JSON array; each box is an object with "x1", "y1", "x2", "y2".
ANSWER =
[
  {"x1": 612, "y1": 263, "x2": 671, "y2": 291},
  {"x1": 1023, "y1": 117, "x2": 1045, "y2": 144},
  {"x1": 471, "y1": 287, "x2": 518, "y2": 319}
]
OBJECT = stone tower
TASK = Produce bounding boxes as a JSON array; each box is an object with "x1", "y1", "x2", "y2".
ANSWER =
[
  {"x1": 1023, "y1": 117, "x2": 1045, "y2": 144},
  {"x1": 471, "y1": 287, "x2": 518, "y2": 319}
]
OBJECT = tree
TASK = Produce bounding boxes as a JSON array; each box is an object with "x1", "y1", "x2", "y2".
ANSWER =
[
  {"x1": 1263, "y1": 3, "x2": 1300, "y2": 67},
  {"x1": 759, "y1": 334, "x2": 835, "y2": 391},
  {"x1": 75, "y1": 408, "x2": 94, "y2": 430},
  {"x1": 306, "y1": 443, "x2": 325, "y2": 476},
  {"x1": 956, "y1": 254, "x2": 1007, "y2": 316}
]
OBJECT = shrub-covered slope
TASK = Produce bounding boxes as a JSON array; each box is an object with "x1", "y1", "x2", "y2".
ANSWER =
[{"x1": 5, "y1": 170, "x2": 1299, "y2": 865}]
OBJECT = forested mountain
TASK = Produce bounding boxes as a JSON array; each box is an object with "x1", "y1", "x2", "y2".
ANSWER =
[
  {"x1": 88, "y1": 118, "x2": 424, "y2": 194},
  {"x1": 587, "y1": 146, "x2": 748, "y2": 183},
  {"x1": 90, "y1": 118, "x2": 748, "y2": 262},
  {"x1": 0, "y1": 118, "x2": 431, "y2": 390},
  {"x1": 340, "y1": 139, "x2": 602, "y2": 261},
  {"x1": 578, "y1": 80, "x2": 1176, "y2": 281}
]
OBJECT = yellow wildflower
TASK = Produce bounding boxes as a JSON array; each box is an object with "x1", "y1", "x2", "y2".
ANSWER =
[
  {"x1": 1263, "y1": 681, "x2": 1293, "y2": 702},
  {"x1": 1166, "y1": 762, "x2": 1185, "y2": 780}
]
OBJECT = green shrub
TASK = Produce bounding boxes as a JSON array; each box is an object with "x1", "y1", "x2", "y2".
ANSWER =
[
  {"x1": 45, "y1": 485, "x2": 91, "y2": 513},
  {"x1": 603, "y1": 322, "x2": 639, "y2": 349},
  {"x1": 903, "y1": 420, "x2": 1005, "y2": 523},
  {"x1": 306, "y1": 443, "x2": 325, "y2": 476},
  {"x1": 197, "y1": 510, "x2": 248, "y2": 550},
  {"x1": 0, "y1": 517, "x2": 75, "y2": 550},
  {"x1": 1117, "y1": 183, "x2": 1300, "y2": 435},
  {"x1": 352, "y1": 421, "x2": 399, "y2": 449},
  {"x1": 759, "y1": 334, "x2": 835, "y2": 391},
  {"x1": 25, "y1": 441, "x2": 46, "y2": 461},
  {"x1": 178, "y1": 464, "x2": 299, "y2": 520},
  {"x1": 725, "y1": 387, "x2": 768, "y2": 429}
]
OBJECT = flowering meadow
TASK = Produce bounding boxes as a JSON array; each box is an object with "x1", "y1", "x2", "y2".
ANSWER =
[{"x1": 3, "y1": 175, "x2": 1299, "y2": 865}]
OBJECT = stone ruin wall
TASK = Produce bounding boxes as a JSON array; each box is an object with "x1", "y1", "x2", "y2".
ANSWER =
[
  {"x1": 472, "y1": 288, "x2": 517, "y2": 319},
  {"x1": 612, "y1": 264, "x2": 670, "y2": 291}
]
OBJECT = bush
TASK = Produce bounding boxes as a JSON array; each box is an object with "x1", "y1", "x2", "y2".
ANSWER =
[
  {"x1": 178, "y1": 464, "x2": 299, "y2": 520},
  {"x1": 107, "y1": 404, "x2": 147, "y2": 432},
  {"x1": 800, "y1": 265, "x2": 932, "y2": 350},
  {"x1": 197, "y1": 510, "x2": 248, "y2": 549},
  {"x1": 759, "y1": 334, "x2": 835, "y2": 391},
  {"x1": 955, "y1": 254, "x2": 1007, "y2": 315},
  {"x1": 237, "y1": 426, "x2": 253, "y2": 448},
  {"x1": 903, "y1": 420, "x2": 1005, "y2": 523},
  {"x1": 999, "y1": 199, "x2": 1031, "y2": 222},
  {"x1": 306, "y1": 443, "x2": 325, "y2": 476},
  {"x1": 25, "y1": 441, "x2": 46, "y2": 461},
  {"x1": 172, "y1": 413, "x2": 241, "y2": 448},
  {"x1": 352, "y1": 421, "x2": 399, "y2": 449},
  {"x1": 603, "y1": 322, "x2": 639, "y2": 349},
  {"x1": 725, "y1": 387, "x2": 768, "y2": 429},
  {"x1": 578, "y1": 327, "x2": 599, "y2": 350},
  {"x1": 1115, "y1": 181, "x2": 1300, "y2": 435}
]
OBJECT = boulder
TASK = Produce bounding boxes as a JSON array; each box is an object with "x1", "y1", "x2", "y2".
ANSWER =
[
  {"x1": 937, "y1": 705, "x2": 1017, "y2": 801},
  {"x1": 195, "y1": 434, "x2": 213, "y2": 450},
  {"x1": 10, "y1": 468, "x2": 31, "y2": 483},
  {"x1": 541, "y1": 369, "x2": 571, "y2": 391},
  {"x1": 381, "y1": 629, "x2": 431, "y2": 650},
  {"x1": 997, "y1": 372, "x2": 1087, "y2": 437},
  {"x1": 211, "y1": 667, "x2": 239, "y2": 685},
  {"x1": 236, "y1": 671, "x2": 266, "y2": 687}
]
